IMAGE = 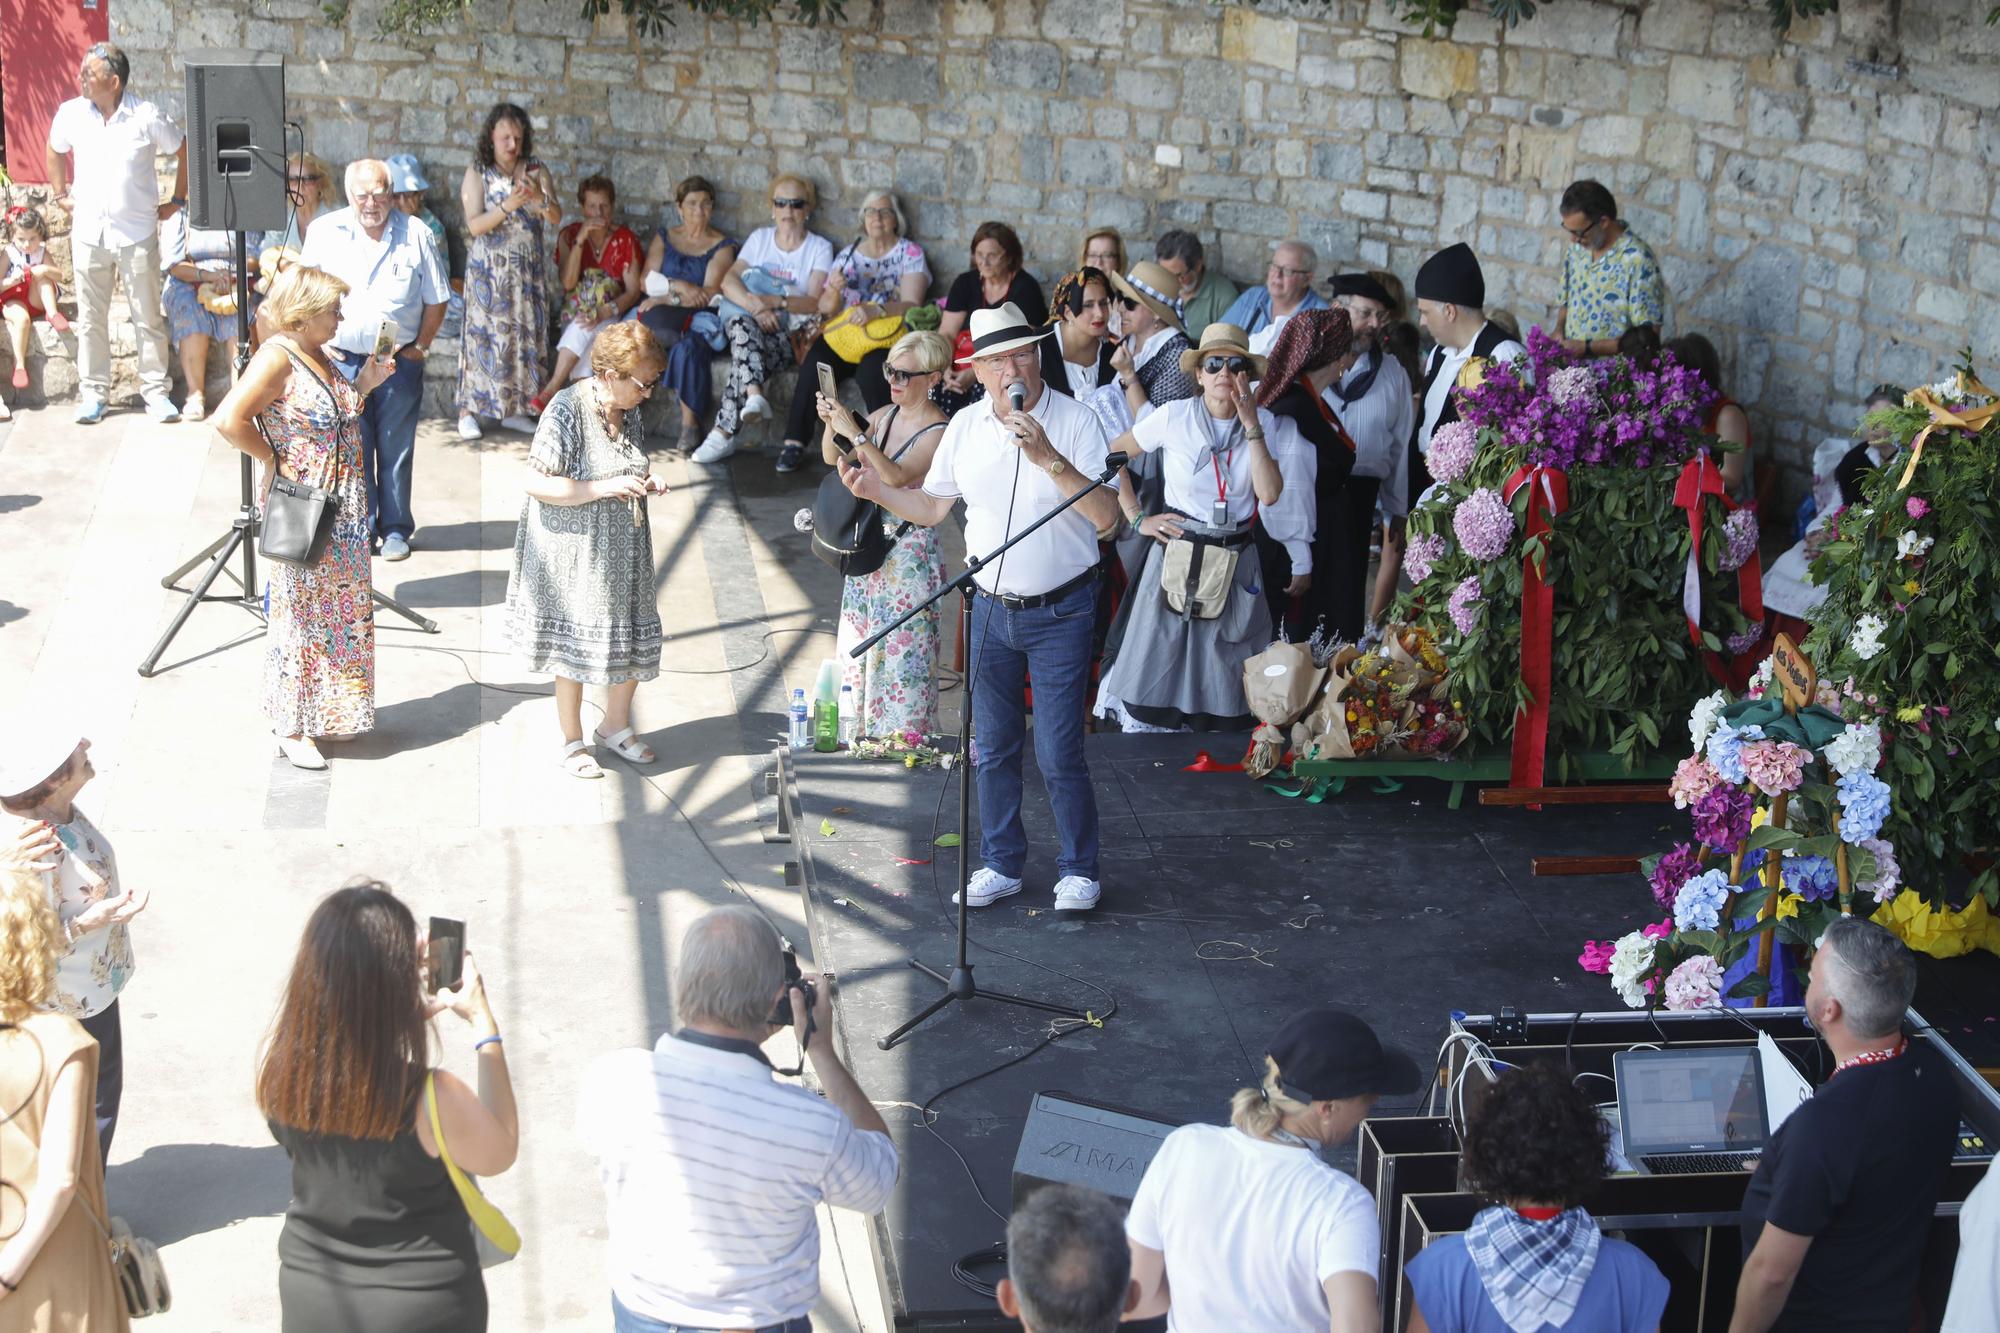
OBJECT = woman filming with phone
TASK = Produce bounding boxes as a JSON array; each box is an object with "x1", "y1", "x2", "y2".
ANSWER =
[{"x1": 257, "y1": 879, "x2": 519, "y2": 1333}]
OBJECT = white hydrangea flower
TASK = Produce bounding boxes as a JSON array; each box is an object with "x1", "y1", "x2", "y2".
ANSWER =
[
  {"x1": 1896, "y1": 530, "x2": 1934, "y2": 559},
  {"x1": 1850, "y1": 613, "x2": 1887, "y2": 661},
  {"x1": 1748, "y1": 656, "x2": 1776, "y2": 694},
  {"x1": 1688, "y1": 691, "x2": 1730, "y2": 751},
  {"x1": 1608, "y1": 931, "x2": 1658, "y2": 1009},
  {"x1": 1822, "y1": 723, "x2": 1880, "y2": 777}
]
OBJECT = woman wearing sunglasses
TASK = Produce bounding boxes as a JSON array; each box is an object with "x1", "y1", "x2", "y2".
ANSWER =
[
  {"x1": 504, "y1": 322, "x2": 671, "y2": 778},
  {"x1": 1095, "y1": 323, "x2": 1294, "y2": 733},
  {"x1": 692, "y1": 175, "x2": 833, "y2": 463}
]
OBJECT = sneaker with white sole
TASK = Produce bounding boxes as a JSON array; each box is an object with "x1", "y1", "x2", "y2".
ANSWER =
[
  {"x1": 742, "y1": 392, "x2": 773, "y2": 423},
  {"x1": 774, "y1": 441, "x2": 805, "y2": 473},
  {"x1": 457, "y1": 414, "x2": 484, "y2": 440},
  {"x1": 499, "y1": 414, "x2": 536, "y2": 433},
  {"x1": 380, "y1": 533, "x2": 411, "y2": 561},
  {"x1": 954, "y1": 867, "x2": 1023, "y2": 908},
  {"x1": 691, "y1": 428, "x2": 738, "y2": 464},
  {"x1": 144, "y1": 395, "x2": 181, "y2": 422},
  {"x1": 1053, "y1": 875, "x2": 1102, "y2": 912},
  {"x1": 181, "y1": 393, "x2": 206, "y2": 422},
  {"x1": 74, "y1": 396, "x2": 107, "y2": 425}
]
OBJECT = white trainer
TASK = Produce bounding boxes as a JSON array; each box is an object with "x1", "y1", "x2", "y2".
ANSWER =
[
  {"x1": 1053, "y1": 875, "x2": 1102, "y2": 912},
  {"x1": 457, "y1": 413, "x2": 483, "y2": 440},
  {"x1": 954, "y1": 867, "x2": 1023, "y2": 908},
  {"x1": 691, "y1": 428, "x2": 738, "y2": 463},
  {"x1": 742, "y1": 392, "x2": 773, "y2": 423},
  {"x1": 498, "y1": 414, "x2": 536, "y2": 433}
]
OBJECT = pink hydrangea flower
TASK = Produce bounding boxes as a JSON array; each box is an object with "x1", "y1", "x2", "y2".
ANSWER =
[
  {"x1": 1720, "y1": 509, "x2": 1760, "y2": 572},
  {"x1": 1907, "y1": 496, "x2": 1930, "y2": 520},
  {"x1": 1452, "y1": 487, "x2": 1515, "y2": 561},
  {"x1": 1664, "y1": 955, "x2": 1724, "y2": 1011},
  {"x1": 1670, "y1": 756, "x2": 1722, "y2": 809},
  {"x1": 1578, "y1": 939, "x2": 1617, "y2": 973},
  {"x1": 1426, "y1": 421, "x2": 1479, "y2": 485},
  {"x1": 1405, "y1": 531, "x2": 1450, "y2": 585},
  {"x1": 1447, "y1": 576, "x2": 1485, "y2": 636},
  {"x1": 1740, "y1": 739, "x2": 1811, "y2": 796}
]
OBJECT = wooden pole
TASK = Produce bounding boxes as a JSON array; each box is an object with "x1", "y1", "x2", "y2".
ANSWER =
[{"x1": 1834, "y1": 808, "x2": 1853, "y2": 916}]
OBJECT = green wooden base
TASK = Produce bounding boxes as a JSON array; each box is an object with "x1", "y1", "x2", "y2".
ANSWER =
[{"x1": 1285, "y1": 751, "x2": 1679, "y2": 810}]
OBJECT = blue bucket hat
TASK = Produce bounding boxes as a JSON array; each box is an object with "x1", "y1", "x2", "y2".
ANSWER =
[{"x1": 384, "y1": 153, "x2": 431, "y2": 194}]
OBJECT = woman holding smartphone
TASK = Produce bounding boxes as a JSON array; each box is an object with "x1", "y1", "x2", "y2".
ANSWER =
[
  {"x1": 258, "y1": 879, "x2": 518, "y2": 1333},
  {"x1": 816, "y1": 329, "x2": 950, "y2": 741}
]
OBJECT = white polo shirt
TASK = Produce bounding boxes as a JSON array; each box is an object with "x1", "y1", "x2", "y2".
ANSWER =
[
  {"x1": 47, "y1": 94, "x2": 184, "y2": 250},
  {"x1": 300, "y1": 207, "x2": 450, "y2": 357},
  {"x1": 922, "y1": 383, "x2": 1111, "y2": 597},
  {"x1": 576, "y1": 1033, "x2": 898, "y2": 1328}
]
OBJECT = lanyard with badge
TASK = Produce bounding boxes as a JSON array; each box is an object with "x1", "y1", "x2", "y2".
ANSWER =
[{"x1": 1201, "y1": 413, "x2": 1242, "y2": 528}]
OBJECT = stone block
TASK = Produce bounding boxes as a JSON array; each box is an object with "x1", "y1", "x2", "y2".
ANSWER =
[
  {"x1": 871, "y1": 105, "x2": 924, "y2": 144},
  {"x1": 1668, "y1": 56, "x2": 1744, "y2": 125},
  {"x1": 1639, "y1": 1, "x2": 1712, "y2": 54},
  {"x1": 854, "y1": 52, "x2": 939, "y2": 104},
  {"x1": 1720, "y1": 154, "x2": 1800, "y2": 205},
  {"x1": 1211, "y1": 199, "x2": 1290, "y2": 239},
  {"x1": 400, "y1": 106, "x2": 449, "y2": 145},
  {"x1": 1748, "y1": 89, "x2": 1805, "y2": 141},
  {"x1": 1175, "y1": 59, "x2": 1238, "y2": 119},
  {"x1": 1915, "y1": 283, "x2": 1969, "y2": 327},
  {"x1": 1907, "y1": 63, "x2": 2000, "y2": 113},
  {"x1": 1644, "y1": 121, "x2": 1695, "y2": 173},
  {"x1": 948, "y1": 0, "x2": 995, "y2": 38},
  {"x1": 1390, "y1": 193, "x2": 1437, "y2": 227},
  {"x1": 476, "y1": 32, "x2": 566, "y2": 80},
  {"x1": 1221, "y1": 8, "x2": 1298, "y2": 70},
  {"x1": 896, "y1": 148, "x2": 948, "y2": 198},
  {"x1": 1878, "y1": 93, "x2": 1943, "y2": 148},
  {"x1": 1312, "y1": 141, "x2": 1364, "y2": 183},
  {"x1": 1274, "y1": 138, "x2": 1308, "y2": 178},
  {"x1": 1042, "y1": 0, "x2": 1126, "y2": 47},
  {"x1": 701, "y1": 48, "x2": 769, "y2": 89},
  {"x1": 777, "y1": 26, "x2": 845, "y2": 74},
  {"x1": 1503, "y1": 125, "x2": 1574, "y2": 188},
  {"x1": 1340, "y1": 188, "x2": 1388, "y2": 220},
  {"x1": 1113, "y1": 65, "x2": 1180, "y2": 110},
  {"x1": 1060, "y1": 140, "x2": 1122, "y2": 189},
  {"x1": 1578, "y1": 114, "x2": 1643, "y2": 157},
  {"x1": 1399, "y1": 39, "x2": 1480, "y2": 101},
  {"x1": 1970, "y1": 242, "x2": 2000, "y2": 297},
  {"x1": 1695, "y1": 243, "x2": 1803, "y2": 333},
  {"x1": 1927, "y1": 160, "x2": 1991, "y2": 215},
  {"x1": 1898, "y1": 223, "x2": 1956, "y2": 281},
  {"x1": 1503, "y1": 0, "x2": 1627, "y2": 57}
]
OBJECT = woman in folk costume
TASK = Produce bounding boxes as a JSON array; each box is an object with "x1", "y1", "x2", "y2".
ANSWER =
[{"x1": 1095, "y1": 323, "x2": 1304, "y2": 732}]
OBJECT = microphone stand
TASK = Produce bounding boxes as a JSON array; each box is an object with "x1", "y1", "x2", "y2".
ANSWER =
[{"x1": 854, "y1": 443, "x2": 1128, "y2": 1050}]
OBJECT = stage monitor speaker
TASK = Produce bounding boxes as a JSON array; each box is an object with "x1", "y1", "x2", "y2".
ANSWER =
[
  {"x1": 1010, "y1": 1092, "x2": 1178, "y2": 1212},
  {"x1": 184, "y1": 50, "x2": 288, "y2": 234}
]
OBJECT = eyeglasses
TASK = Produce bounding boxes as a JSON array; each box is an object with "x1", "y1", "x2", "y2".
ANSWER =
[
  {"x1": 976, "y1": 348, "x2": 1040, "y2": 367},
  {"x1": 353, "y1": 189, "x2": 392, "y2": 203},
  {"x1": 1561, "y1": 217, "x2": 1599, "y2": 240},
  {"x1": 1268, "y1": 264, "x2": 1313, "y2": 279},
  {"x1": 1201, "y1": 355, "x2": 1252, "y2": 376},
  {"x1": 289, "y1": 175, "x2": 315, "y2": 186},
  {"x1": 772, "y1": 197, "x2": 808, "y2": 210},
  {"x1": 616, "y1": 372, "x2": 661, "y2": 393},
  {"x1": 861, "y1": 207, "x2": 897, "y2": 220},
  {"x1": 885, "y1": 366, "x2": 933, "y2": 385}
]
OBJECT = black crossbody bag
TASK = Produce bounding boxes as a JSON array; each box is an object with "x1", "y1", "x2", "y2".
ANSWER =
[{"x1": 257, "y1": 350, "x2": 347, "y2": 566}]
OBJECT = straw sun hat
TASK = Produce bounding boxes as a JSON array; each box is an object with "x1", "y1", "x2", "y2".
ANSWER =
[{"x1": 1178, "y1": 322, "x2": 1268, "y2": 379}]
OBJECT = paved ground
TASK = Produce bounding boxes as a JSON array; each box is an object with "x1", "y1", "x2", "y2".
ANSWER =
[{"x1": 0, "y1": 399, "x2": 962, "y2": 1331}]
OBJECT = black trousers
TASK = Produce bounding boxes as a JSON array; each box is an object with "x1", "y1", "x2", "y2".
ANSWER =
[
  {"x1": 784, "y1": 340, "x2": 893, "y2": 444},
  {"x1": 1320, "y1": 474, "x2": 1381, "y2": 642},
  {"x1": 80, "y1": 998, "x2": 122, "y2": 1163}
]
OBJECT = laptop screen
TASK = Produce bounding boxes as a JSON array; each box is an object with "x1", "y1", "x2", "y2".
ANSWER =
[{"x1": 1617, "y1": 1046, "x2": 1769, "y2": 1154}]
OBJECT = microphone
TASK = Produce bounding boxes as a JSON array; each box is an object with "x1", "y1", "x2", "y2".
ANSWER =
[
  {"x1": 1103, "y1": 450, "x2": 1130, "y2": 475},
  {"x1": 1007, "y1": 382, "x2": 1027, "y2": 412}
]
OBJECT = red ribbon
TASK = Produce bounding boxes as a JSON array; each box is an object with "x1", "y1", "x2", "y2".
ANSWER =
[
  {"x1": 1184, "y1": 749, "x2": 1245, "y2": 773},
  {"x1": 1672, "y1": 453, "x2": 1766, "y2": 686},
  {"x1": 1502, "y1": 465, "x2": 1569, "y2": 789}
]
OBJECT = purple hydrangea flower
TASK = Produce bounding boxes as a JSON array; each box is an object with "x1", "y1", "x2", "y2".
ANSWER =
[
  {"x1": 1405, "y1": 531, "x2": 1450, "y2": 585},
  {"x1": 1786, "y1": 854, "x2": 1839, "y2": 903},
  {"x1": 1648, "y1": 842, "x2": 1703, "y2": 910},
  {"x1": 1858, "y1": 837, "x2": 1900, "y2": 902},
  {"x1": 1426, "y1": 421, "x2": 1479, "y2": 485},
  {"x1": 1447, "y1": 576, "x2": 1485, "y2": 636},
  {"x1": 1690, "y1": 784, "x2": 1755, "y2": 852},
  {"x1": 1720, "y1": 509, "x2": 1760, "y2": 572},
  {"x1": 1452, "y1": 488, "x2": 1515, "y2": 562}
]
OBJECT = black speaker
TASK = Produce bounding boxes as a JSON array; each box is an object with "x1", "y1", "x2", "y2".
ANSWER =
[
  {"x1": 1010, "y1": 1092, "x2": 1179, "y2": 1212},
  {"x1": 184, "y1": 49, "x2": 288, "y2": 234}
]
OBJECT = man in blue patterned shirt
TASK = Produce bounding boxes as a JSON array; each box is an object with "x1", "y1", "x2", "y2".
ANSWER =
[{"x1": 1554, "y1": 180, "x2": 1666, "y2": 359}]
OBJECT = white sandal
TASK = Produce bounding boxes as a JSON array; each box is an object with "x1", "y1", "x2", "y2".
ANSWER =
[
  {"x1": 559, "y1": 738, "x2": 603, "y2": 779},
  {"x1": 593, "y1": 726, "x2": 655, "y2": 764},
  {"x1": 276, "y1": 734, "x2": 327, "y2": 770}
]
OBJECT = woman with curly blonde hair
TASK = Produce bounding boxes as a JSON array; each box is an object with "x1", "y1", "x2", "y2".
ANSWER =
[{"x1": 0, "y1": 868, "x2": 127, "y2": 1326}]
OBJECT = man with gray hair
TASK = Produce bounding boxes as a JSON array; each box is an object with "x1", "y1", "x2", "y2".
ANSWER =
[
  {"x1": 1221, "y1": 239, "x2": 1328, "y2": 357},
  {"x1": 576, "y1": 904, "x2": 896, "y2": 1333},
  {"x1": 300, "y1": 157, "x2": 449, "y2": 561},
  {"x1": 45, "y1": 41, "x2": 187, "y2": 424},
  {"x1": 1731, "y1": 918, "x2": 1959, "y2": 1332},
  {"x1": 998, "y1": 1184, "x2": 1138, "y2": 1333}
]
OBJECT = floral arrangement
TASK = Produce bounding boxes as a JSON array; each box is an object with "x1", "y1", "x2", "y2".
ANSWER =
[
  {"x1": 1581, "y1": 684, "x2": 1899, "y2": 1008},
  {"x1": 1402, "y1": 329, "x2": 1761, "y2": 773},
  {"x1": 1802, "y1": 353, "x2": 2000, "y2": 908},
  {"x1": 846, "y1": 730, "x2": 955, "y2": 769},
  {"x1": 1289, "y1": 625, "x2": 1470, "y2": 762}
]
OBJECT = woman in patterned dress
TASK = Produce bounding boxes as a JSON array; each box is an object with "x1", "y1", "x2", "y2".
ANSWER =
[
  {"x1": 505, "y1": 323, "x2": 670, "y2": 779},
  {"x1": 816, "y1": 330, "x2": 948, "y2": 740},
  {"x1": 456, "y1": 102, "x2": 561, "y2": 441},
  {"x1": 213, "y1": 266, "x2": 394, "y2": 771}
]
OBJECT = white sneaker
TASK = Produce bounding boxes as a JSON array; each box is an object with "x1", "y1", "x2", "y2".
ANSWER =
[
  {"x1": 457, "y1": 413, "x2": 483, "y2": 440},
  {"x1": 1053, "y1": 875, "x2": 1102, "y2": 912},
  {"x1": 499, "y1": 414, "x2": 536, "y2": 433},
  {"x1": 380, "y1": 533, "x2": 411, "y2": 561},
  {"x1": 181, "y1": 392, "x2": 206, "y2": 422},
  {"x1": 691, "y1": 428, "x2": 738, "y2": 463},
  {"x1": 954, "y1": 867, "x2": 1023, "y2": 908},
  {"x1": 741, "y1": 392, "x2": 772, "y2": 424}
]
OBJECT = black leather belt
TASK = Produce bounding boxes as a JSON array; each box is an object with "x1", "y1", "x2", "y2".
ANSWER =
[{"x1": 979, "y1": 566, "x2": 1099, "y2": 610}]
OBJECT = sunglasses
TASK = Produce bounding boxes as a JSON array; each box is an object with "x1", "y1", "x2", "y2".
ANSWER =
[
  {"x1": 1201, "y1": 356, "x2": 1253, "y2": 376},
  {"x1": 772, "y1": 197, "x2": 808, "y2": 210},
  {"x1": 885, "y1": 366, "x2": 933, "y2": 385},
  {"x1": 1115, "y1": 295, "x2": 1140, "y2": 311}
]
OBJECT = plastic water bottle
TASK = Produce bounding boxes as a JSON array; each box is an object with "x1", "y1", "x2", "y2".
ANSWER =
[
  {"x1": 788, "y1": 689, "x2": 811, "y2": 750},
  {"x1": 838, "y1": 685, "x2": 859, "y2": 748}
]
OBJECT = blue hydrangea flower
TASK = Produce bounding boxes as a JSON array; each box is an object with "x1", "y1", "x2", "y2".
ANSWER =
[
  {"x1": 1705, "y1": 721, "x2": 1764, "y2": 785},
  {"x1": 1836, "y1": 772, "x2": 1891, "y2": 844},
  {"x1": 1786, "y1": 854, "x2": 1839, "y2": 903},
  {"x1": 1674, "y1": 868, "x2": 1731, "y2": 933}
]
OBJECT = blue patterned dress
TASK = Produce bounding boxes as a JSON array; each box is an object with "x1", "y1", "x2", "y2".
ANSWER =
[{"x1": 457, "y1": 163, "x2": 551, "y2": 419}]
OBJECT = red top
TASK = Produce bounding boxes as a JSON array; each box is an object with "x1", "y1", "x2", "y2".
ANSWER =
[
  {"x1": 1704, "y1": 395, "x2": 1754, "y2": 449},
  {"x1": 557, "y1": 222, "x2": 640, "y2": 284}
]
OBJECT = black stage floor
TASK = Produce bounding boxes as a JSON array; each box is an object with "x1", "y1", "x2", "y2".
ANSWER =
[{"x1": 776, "y1": 732, "x2": 1996, "y2": 1330}]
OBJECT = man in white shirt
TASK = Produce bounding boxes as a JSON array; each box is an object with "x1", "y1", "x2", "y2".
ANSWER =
[
  {"x1": 842, "y1": 303, "x2": 1121, "y2": 913},
  {"x1": 44, "y1": 43, "x2": 186, "y2": 425},
  {"x1": 576, "y1": 905, "x2": 897, "y2": 1333},
  {"x1": 1324, "y1": 273, "x2": 1415, "y2": 641},
  {"x1": 1410, "y1": 243, "x2": 1527, "y2": 500},
  {"x1": 301, "y1": 159, "x2": 449, "y2": 561}
]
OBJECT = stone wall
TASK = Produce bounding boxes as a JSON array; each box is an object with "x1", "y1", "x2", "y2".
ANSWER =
[{"x1": 55, "y1": 0, "x2": 2000, "y2": 485}]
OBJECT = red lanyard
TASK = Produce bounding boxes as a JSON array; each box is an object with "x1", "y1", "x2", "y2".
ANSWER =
[
  {"x1": 1831, "y1": 1037, "x2": 1907, "y2": 1078},
  {"x1": 1210, "y1": 449, "x2": 1229, "y2": 505}
]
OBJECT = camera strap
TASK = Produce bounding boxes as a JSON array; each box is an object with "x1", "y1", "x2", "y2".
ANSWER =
[{"x1": 673, "y1": 1029, "x2": 773, "y2": 1069}]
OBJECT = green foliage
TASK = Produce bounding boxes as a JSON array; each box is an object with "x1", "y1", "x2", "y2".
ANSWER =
[
  {"x1": 1376, "y1": 0, "x2": 1836, "y2": 37},
  {"x1": 1802, "y1": 353, "x2": 2000, "y2": 907},
  {"x1": 371, "y1": 0, "x2": 845, "y2": 37}
]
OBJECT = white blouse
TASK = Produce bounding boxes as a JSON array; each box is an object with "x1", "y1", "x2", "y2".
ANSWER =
[{"x1": 1130, "y1": 397, "x2": 1302, "y2": 533}]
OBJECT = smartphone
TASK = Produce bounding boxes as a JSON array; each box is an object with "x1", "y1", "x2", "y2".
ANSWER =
[
  {"x1": 374, "y1": 318, "x2": 398, "y2": 361},
  {"x1": 816, "y1": 361, "x2": 840, "y2": 406},
  {"x1": 428, "y1": 916, "x2": 465, "y2": 992}
]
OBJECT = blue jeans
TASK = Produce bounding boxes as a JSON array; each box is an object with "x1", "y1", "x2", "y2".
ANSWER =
[
  {"x1": 968, "y1": 580, "x2": 1101, "y2": 882},
  {"x1": 611, "y1": 1296, "x2": 810, "y2": 1333},
  {"x1": 330, "y1": 348, "x2": 425, "y2": 540}
]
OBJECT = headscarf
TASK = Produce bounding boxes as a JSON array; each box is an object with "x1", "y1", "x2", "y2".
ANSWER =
[
  {"x1": 1046, "y1": 266, "x2": 1111, "y2": 328},
  {"x1": 1255, "y1": 306, "x2": 1353, "y2": 408}
]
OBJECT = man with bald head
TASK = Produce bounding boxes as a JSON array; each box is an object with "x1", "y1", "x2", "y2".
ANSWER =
[
  {"x1": 1222, "y1": 239, "x2": 1329, "y2": 356},
  {"x1": 300, "y1": 157, "x2": 449, "y2": 561}
]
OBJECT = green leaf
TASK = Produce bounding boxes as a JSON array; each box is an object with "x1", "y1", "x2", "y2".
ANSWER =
[
  {"x1": 1746, "y1": 825, "x2": 1804, "y2": 854},
  {"x1": 933, "y1": 832, "x2": 962, "y2": 847},
  {"x1": 1728, "y1": 971, "x2": 1772, "y2": 1000},
  {"x1": 820, "y1": 818, "x2": 837, "y2": 838}
]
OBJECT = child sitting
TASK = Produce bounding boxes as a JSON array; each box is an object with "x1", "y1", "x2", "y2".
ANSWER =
[{"x1": 1, "y1": 207, "x2": 69, "y2": 397}]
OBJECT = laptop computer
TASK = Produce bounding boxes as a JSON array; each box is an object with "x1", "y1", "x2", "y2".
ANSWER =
[{"x1": 1615, "y1": 1045, "x2": 1771, "y2": 1176}]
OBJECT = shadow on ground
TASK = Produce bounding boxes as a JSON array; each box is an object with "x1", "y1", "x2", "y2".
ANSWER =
[{"x1": 110, "y1": 1142, "x2": 290, "y2": 1245}]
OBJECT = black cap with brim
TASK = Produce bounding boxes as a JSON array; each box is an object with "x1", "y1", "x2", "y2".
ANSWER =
[
  {"x1": 1329, "y1": 272, "x2": 1393, "y2": 308},
  {"x1": 1268, "y1": 1006, "x2": 1423, "y2": 1103}
]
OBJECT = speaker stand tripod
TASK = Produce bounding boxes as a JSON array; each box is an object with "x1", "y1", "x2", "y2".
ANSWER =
[{"x1": 138, "y1": 231, "x2": 437, "y2": 677}]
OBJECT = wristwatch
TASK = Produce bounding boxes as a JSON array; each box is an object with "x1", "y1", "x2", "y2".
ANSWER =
[
  {"x1": 1046, "y1": 458, "x2": 1068, "y2": 480},
  {"x1": 170, "y1": 193, "x2": 186, "y2": 208}
]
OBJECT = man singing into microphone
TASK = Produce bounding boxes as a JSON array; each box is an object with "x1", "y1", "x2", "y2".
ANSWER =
[{"x1": 840, "y1": 303, "x2": 1120, "y2": 913}]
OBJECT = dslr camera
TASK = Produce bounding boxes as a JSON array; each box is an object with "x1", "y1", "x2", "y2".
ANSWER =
[{"x1": 769, "y1": 944, "x2": 818, "y2": 1048}]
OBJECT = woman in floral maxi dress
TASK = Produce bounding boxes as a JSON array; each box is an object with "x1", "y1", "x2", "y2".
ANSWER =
[
  {"x1": 212, "y1": 266, "x2": 393, "y2": 770},
  {"x1": 456, "y1": 102, "x2": 560, "y2": 439},
  {"x1": 816, "y1": 329, "x2": 949, "y2": 740}
]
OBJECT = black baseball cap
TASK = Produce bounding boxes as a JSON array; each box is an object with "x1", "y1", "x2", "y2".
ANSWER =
[{"x1": 1268, "y1": 1007, "x2": 1422, "y2": 1102}]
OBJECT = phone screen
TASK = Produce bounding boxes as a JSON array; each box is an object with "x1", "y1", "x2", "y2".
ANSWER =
[{"x1": 428, "y1": 916, "x2": 465, "y2": 992}]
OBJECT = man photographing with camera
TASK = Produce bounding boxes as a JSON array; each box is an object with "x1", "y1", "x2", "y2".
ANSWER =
[{"x1": 576, "y1": 904, "x2": 896, "y2": 1333}]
